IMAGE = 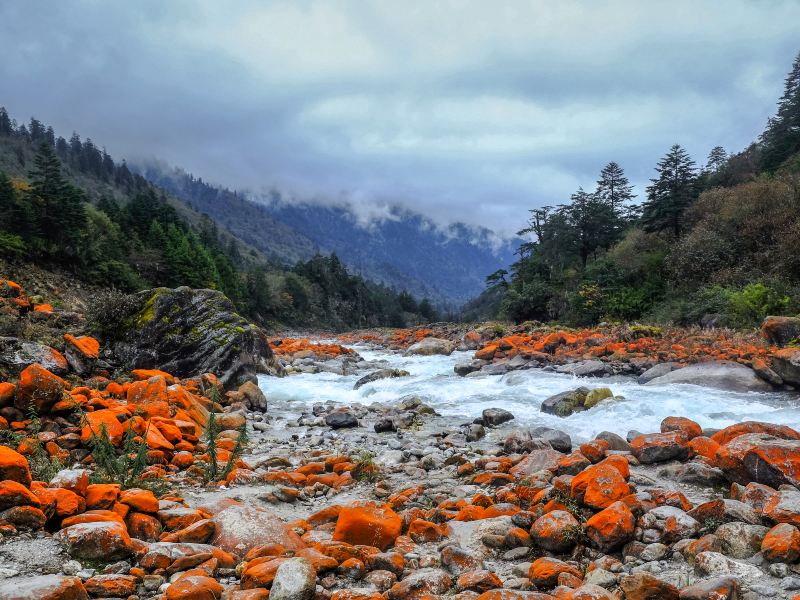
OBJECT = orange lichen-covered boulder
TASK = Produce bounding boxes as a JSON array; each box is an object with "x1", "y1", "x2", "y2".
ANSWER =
[
  {"x1": 0, "y1": 446, "x2": 32, "y2": 486},
  {"x1": 711, "y1": 421, "x2": 800, "y2": 446},
  {"x1": 80, "y1": 409, "x2": 125, "y2": 446},
  {"x1": 619, "y1": 572, "x2": 679, "y2": 600},
  {"x1": 119, "y1": 488, "x2": 159, "y2": 514},
  {"x1": 55, "y1": 520, "x2": 134, "y2": 560},
  {"x1": 530, "y1": 510, "x2": 580, "y2": 553},
  {"x1": 14, "y1": 364, "x2": 66, "y2": 413},
  {"x1": 333, "y1": 502, "x2": 402, "y2": 551},
  {"x1": 0, "y1": 480, "x2": 41, "y2": 511},
  {"x1": 660, "y1": 416, "x2": 702, "y2": 440},
  {"x1": 762, "y1": 523, "x2": 800, "y2": 562},
  {"x1": 528, "y1": 557, "x2": 582, "y2": 589},
  {"x1": 165, "y1": 575, "x2": 224, "y2": 600},
  {"x1": 63, "y1": 334, "x2": 100, "y2": 376},
  {"x1": 585, "y1": 501, "x2": 635, "y2": 552},
  {"x1": 0, "y1": 382, "x2": 15, "y2": 406},
  {"x1": 126, "y1": 376, "x2": 170, "y2": 419},
  {"x1": 84, "y1": 574, "x2": 137, "y2": 598},
  {"x1": 571, "y1": 463, "x2": 629, "y2": 509},
  {"x1": 630, "y1": 431, "x2": 688, "y2": 464},
  {"x1": 85, "y1": 484, "x2": 121, "y2": 510},
  {"x1": 407, "y1": 518, "x2": 447, "y2": 543}
]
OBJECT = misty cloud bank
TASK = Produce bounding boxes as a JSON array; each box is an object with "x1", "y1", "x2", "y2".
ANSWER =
[{"x1": 1, "y1": 1, "x2": 798, "y2": 234}]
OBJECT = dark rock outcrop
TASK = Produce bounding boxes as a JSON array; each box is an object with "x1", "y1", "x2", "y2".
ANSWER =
[
  {"x1": 0, "y1": 337, "x2": 68, "y2": 376},
  {"x1": 111, "y1": 287, "x2": 273, "y2": 388}
]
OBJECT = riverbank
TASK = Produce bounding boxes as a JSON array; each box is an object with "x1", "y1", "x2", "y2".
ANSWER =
[{"x1": 4, "y1": 279, "x2": 800, "y2": 598}]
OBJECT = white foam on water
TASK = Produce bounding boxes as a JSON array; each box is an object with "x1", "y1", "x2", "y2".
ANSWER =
[{"x1": 259, "y1": 345, "x2": 800, "y2": 442}]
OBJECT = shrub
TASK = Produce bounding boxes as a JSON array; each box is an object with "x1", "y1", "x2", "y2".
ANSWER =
[
  {"x1": 85, "y1": 289, "x2": 141, "y2": 340},
  {"x1": 727, "y1": 283, "x2": 790, "y2": 328}
]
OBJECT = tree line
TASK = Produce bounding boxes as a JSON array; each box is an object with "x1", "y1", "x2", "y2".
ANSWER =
[{"x1": 490, "y1": 51, "x2": 800, "y2": 328}]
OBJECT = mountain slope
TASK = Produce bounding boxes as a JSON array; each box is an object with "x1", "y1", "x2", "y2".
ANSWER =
[{"x1": 135, "y1": 163, "x2": 519, "y2": 306}]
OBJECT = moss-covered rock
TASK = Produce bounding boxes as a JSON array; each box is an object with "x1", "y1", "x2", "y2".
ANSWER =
[{"x1": 111, "y1": 287, "x2": 273, "y2": 388}]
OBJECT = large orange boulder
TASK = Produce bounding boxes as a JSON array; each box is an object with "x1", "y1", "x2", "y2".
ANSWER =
[
  {"x1": 530, "y1": 510, "x2": 580, "y2": 553},
  {"x1": 0, "y1": 480, "x2": 41, "y2": 511},
  {"x1": 711, "y1": 421, "x2": 800, "y2": 446},
  {"x1": 333, "y1": 502, "x2": 402, "y2": 550},
  {"x1": 630, "y1": 431, "x2": 688, "y2": 464},
  {"x1": 762, "y1": 523, "x2": 800, "y2": 562},
  {"x1": 165, "y1": 575, "x2": 224, "y2": 600},
  {"x1": 660, "y1": 416, "x2": 701, "y2": 440},
  {"x1": 619, "y1": 572, "x2": 679, "y2": 599},
  {"x1": 15, "y1": 363, "x2": 66, "y2": 413},
  {"x1": 126, "y1": 376, "x2": 170, "y2": 419},
  {"x1": 0, "y1": 382, "x2": 15, "y2": 406},
  {"x1": 63, "y1": 334, "x2": 100, "y2": 376},
  {"x1": 55, "y1": 521, "x2": 134, "y2": 560},
  {"x1": 571, "y1": 463, "x2": 629, "y2": 509},
  {"x1": 585, "y1": 501, "x2": 635, "y2": 552},
  {"x1": 119, "y1": 488, "x2": 159, "y2": 513},
  {"x1": 0, "y1": 446, "x2": 32, "y2": 486},
  {"x1": 80, "y1": 409, "x2": 125, "y2": 446},
  {"x1": 527, "y1": 557, "x2": 581, "y2": 589}
]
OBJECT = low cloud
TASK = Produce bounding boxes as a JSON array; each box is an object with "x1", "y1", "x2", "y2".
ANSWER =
[{"x1": 1, "y1": 1, "x2": 797, "y2": 234}]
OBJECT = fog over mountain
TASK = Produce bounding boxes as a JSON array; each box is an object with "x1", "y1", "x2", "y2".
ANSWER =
[{"x1": 1, "y1": 1, "x2": 799, "y2": 234}]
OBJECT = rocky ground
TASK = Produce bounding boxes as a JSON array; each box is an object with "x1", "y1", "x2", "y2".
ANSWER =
[{"x1": 3, "y1": 278, "x2": 800, "y2": 599}]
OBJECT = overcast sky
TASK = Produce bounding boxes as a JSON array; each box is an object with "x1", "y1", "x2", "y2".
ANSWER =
[{"x1": 1, "y1": 1, "x2": 798, "y2": 235}]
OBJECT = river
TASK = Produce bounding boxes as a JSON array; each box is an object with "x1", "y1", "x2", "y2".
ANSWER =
[{"x1": 259, "y1": 345, "x2": 800, "y2": 442}]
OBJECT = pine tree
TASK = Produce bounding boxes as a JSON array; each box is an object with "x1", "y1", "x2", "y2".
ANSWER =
[
  {"x1": 760, "y1": 51, "x2": 800, "y2": 171},
  {"x1": 641, "y1": 144, "x2": 697, "y2": 237},
  {"x1": 28, "y1": 143, "x2": 86, "y2": 255},
  {"x1": 595, "y1": 162, "x2": 635, "y2": 214},
  {"x1": 0, "y1": 108, "x2": 11, "y2": 135},
  {"x1": 704, "y1": 146, "x2": 728, "y2": 172}
]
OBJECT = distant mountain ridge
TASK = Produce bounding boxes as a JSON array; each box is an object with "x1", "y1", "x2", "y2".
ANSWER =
[{"x1": 137, "y1": 161, "x2": 520, "y2": 306}]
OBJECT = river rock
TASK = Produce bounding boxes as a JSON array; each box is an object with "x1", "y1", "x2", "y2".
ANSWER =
[
  {"x1": 354, "y1": 369, "x2": 410, "y2": 390},
  {"x1": 530, "y1": 427, "x2": 572, "y2": 453},
  {"x1": 325, "y1": 411, "x2": 359, "y2": 429},
  {"x1": 270, "y1": 557, "x2": 317, "y2": 600},
  {"x1": 762, "y1": 316, "x2": 800, "y2": 347},
  {"x1": 110, "y1": 286, "x2": 274, "y2": 388},
  {"x1": 771, "y1": 348, "x2": 800, "y2": 386},
  {"x1": 405, "y1": 338, "x2": 455, "y2": 356},
  {"x1": 644, "y1": 360, "x2": 773, "y2": 392},
  {"x1": 0, "y1": 574, "x2": 88, "y2": 600},
  {"x1": 557, "y1": 360, "x2": 609, "y2": 377},
  {"x1": 481, "y1": 407, "x2": 514, "y2": 426},
  {"x1": 637, "y1": 362, "x2": 680, "y2": 384},
  {"x1": 541, "y1": 387, "x2": 590, "y2": 417},
  {"x1": 211, "y1": 505, "x2": 305, "y2": 555}
]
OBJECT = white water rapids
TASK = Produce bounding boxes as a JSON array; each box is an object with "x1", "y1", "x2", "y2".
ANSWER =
[{"x1": 259, "y1": 346, "x2": 800, "y2": 442}]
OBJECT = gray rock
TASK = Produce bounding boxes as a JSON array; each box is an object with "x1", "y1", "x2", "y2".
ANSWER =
[
  {"x1": 531, "y1": 427, "x2": 572, "y2": 453},
  {"x1": 325, "y1": 411, "x2": 359, "y2": 429},
  {"x1": 715, "y1": 522, "x2": 768, "y2": 559},
  {"x1": 270, "y1": 557, "x2": 316, "y2": 600},
  {"x1": 503, "y1": 430, "x2": 552, "y2": 454},
  {"x1": 0, "y1": 337, "x2": 68, "y2": 376},
  {"x1": 541, "y1": 387, "x2": 590, "y2": 417},
  {"x1": 644, "y1": 360, "x2": 773, "y2": 393},
  {"x1": 637, "y1": 362, "x2": 680, "y2": 384},
  {"x1": 771, "y1": 349, "x2": 800, "y2": 387},
  {"x1": 0, "y1": 575, "x2": 88, "y2": 600},
  {"x1": 405, "y1": 338, "x2": 455, "y2": 356},
  {"x1": 354, "y1": 369, "x2": 410, "y2": 390},
  {"x1": 596, "y1": 431, "x2": 633, "y2": 451},
  {"x1": 557, "y1": 360, "x2": 609, "y2": 377},
  {"x1": 454, "y1": 360, "x2": 485, "y2": 376},
  {"x1": 482, "y1": 408, "x2": 514, "y2": 427}
]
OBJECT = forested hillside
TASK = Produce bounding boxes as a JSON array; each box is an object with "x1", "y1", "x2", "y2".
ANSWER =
[
  {"x1": 137, "y1": 162, "x2": 519, "y2": 306},
  {"x1": 0, "y1": 111, "x2": 438, "y2": 329},
  {"x1": 484, "y1": 52, "x2": 800, "y2": 330}
]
